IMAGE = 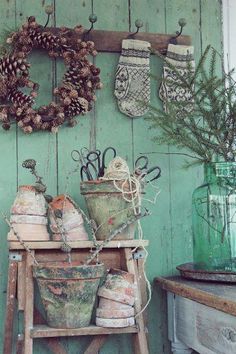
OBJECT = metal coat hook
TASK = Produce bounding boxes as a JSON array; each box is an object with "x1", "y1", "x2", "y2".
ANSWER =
[
  {"x1": 44, "y1": 5, "x2": 54, "y2": 28},
  {"x1": 169, "y1": 18, "x2": 187, "y2": 44},
  {"x1": 128, "y1": 19, "x2": 143, "y2": 38},
  {"x1": 84, "y1": 13, "x2": 97, "y2": 37}
]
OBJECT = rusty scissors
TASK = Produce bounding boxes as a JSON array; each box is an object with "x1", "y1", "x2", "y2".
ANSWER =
[
  {"x1": 134, "y1": 156, "x2": 161, "y2": 182},
  {"x1": 72, "y1": 146, "x2": 117, "y2": 181}
]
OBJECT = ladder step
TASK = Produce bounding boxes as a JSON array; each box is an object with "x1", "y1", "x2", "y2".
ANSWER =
[{"x1": 31, "y1": 324, "x2": 139, "y2": 338}]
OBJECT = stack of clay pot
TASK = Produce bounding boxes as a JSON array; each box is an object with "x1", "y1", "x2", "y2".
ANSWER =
[
  {"x1": 8, "y1": 185, "x2": 49, "y2": 241},
  {"x1": 48, "y1": 195, "x2": 88, "y2": 241},
  {"x1": 96, "y1": 268, "x2": 135, "y2": 327}
]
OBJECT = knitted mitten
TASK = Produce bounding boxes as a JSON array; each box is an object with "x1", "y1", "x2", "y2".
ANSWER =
[
  {"x1": 159, "y1": 44, "x2": 195, "y2": 112},
  {"x1": 114, "y1": 39, "x2": 151, "y2": 117}
]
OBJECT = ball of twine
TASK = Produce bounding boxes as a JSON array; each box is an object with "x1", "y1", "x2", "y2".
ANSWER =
[{"x1": 103, "y1": 156, "x2": 130, "y2": 180}]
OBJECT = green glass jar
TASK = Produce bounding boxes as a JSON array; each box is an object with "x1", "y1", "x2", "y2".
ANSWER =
[{"x1": 192, "y1": 162, "x2": 236, "y2": 267}]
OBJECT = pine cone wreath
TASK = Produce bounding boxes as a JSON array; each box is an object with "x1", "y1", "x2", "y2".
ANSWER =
[{"x1": 0, "y1": 15, "x2": 102, "y2": 133}]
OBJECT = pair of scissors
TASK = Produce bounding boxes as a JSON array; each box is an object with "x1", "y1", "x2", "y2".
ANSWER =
[
  {"x1": 134, "y1": 156, "x2": 161, "y2": 182},
  {"x1": 86, "y1": 147, "x2": 117, "y2": 178},
  {"x1": 71, "y1": 147, "x2": 90, "y2": 165},
  {"x1": 80, "y1": 162, "x2": 98, "y2": 181}
]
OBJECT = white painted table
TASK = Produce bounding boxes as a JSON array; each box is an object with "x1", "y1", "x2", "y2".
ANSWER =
[{"x1": 156, "y1": 276, "x2": 236, "y2": 354}]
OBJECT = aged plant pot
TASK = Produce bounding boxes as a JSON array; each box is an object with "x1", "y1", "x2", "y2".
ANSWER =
[
  {"x1": 8, "y1": 185, "x2": 49, "y2": 241},
  {"x1": 33, "y1": 262, "x2": 104, "y2": 328},
  {"x1": 80, "y1": 180, "x2": 139, "y2": 240},
  {"x1": 97, "y1": 268, "x2": 135, "y2": 306},
  {"x1": 49, "y1": 195, "x2": 88, "y2": 241}
]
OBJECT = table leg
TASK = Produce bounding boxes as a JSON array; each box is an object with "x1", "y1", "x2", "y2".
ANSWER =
[
  {"x1": 167, "y1": 292, "x2": 192, "y2": 354},
  {"x1": 171, "y1": 340, "x2": 192, "y2": 354}
]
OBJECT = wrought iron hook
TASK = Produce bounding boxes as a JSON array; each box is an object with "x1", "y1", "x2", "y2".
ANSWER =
[
  {"x1": 44, "y1": 5, "x2": 54, "y2": 28},
  {"x1": 84, "y1": 13, "x2": 97, "y2": 37},
  {"x1": 169, "y1": 18, "x2": 187, "y2": 44},
  {"x1": 128, "y1": 19, "x2": 143, "y2": 38}
]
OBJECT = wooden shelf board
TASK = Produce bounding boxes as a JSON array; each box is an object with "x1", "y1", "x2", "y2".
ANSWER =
[
  {"x1": 31, "y1": 324, "x2": 138, "y2": 338},
  {"x1": 49, "y1": 27, "x2": 191, "y2": 53},
  {"x1": 8, "y1": 240, "x2": 149, "y2": 250}
]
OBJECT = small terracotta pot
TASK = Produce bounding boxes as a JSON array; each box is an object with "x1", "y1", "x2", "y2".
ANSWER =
[
  {"x1": 11, "y1": 185, "x2": 47, "y2": 216},
  {"x1": 49, "y1": 195, "x2": 88, "y2": 241},
  {"x1": 97, "y1": 268, "x2": 135, "y2": 306},
  {"x1": 98, "y1": 297, "x2": 132, "y2": 310},
  {"x1": 96, "y1": 316, "x2": 135, "y2": 328},
  {"x1": 7, "y1": 223, "x2": 49, "y2": 241},
  {"x1": 96, "y1": 307, "x2": 134, "y2": 319}
]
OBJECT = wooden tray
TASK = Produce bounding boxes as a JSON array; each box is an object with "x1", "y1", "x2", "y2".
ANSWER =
[{"x1": 177, "y1": 259, "x2": 236, "y2": 282}]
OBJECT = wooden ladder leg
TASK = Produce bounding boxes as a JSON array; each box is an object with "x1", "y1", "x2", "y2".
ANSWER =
[
  {"x1": 124, "y1": 248, "x2": 149, "y2": 354},
  {"x1": 84, "y1": 335, "x2": 108, "y2": 354},
  {"x1": 3, "y1": 259, "x2": 18, "y2": 354},
  {"x1": 24, "y1": 251, "x2": 35, "y2": 354}
]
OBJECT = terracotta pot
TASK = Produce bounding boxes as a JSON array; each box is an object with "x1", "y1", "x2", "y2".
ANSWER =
[
  {"x1": 7, "y1": 223, "x2": 49, "y2": 241},
  {"x1": 97, "y1": 268, "x2": 135, "y2": 306},
  {"x1": 49, "y1": 195, "x2": 88, "y2": 241},
  {"x1": 11, "y1": 185, "x2": 47, "y2": 216},
  {"x1": 80, "y1": 180, "x2": 138, "y2": 240},
  {"x1": 9, "y1": 185, "x2": 49, "y2": 241},
  {"x1": 98, "y1": 297, "x2": 132, "y2": 310},
  {"x1": 33, "y1": 262, "x2": 104, "y2": 328},
  {"x1": 96, "y1": 307, "x2": 134, "y2": 319},
  {"x1": 96, "y1": 316, "x2": 135, "y2": 328}
]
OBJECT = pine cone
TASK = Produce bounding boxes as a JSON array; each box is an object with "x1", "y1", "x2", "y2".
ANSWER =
[
  {"x1": 2, "y1": 123, "x2": 10, "y2": 130},
  {"x1": 8, "y1": 88, "x2": 33, "y2": 107},
  {"x1": 23, "y1": 125, "x2": 33, "y2": 134},
  {"x1": 0, "y1": 55, "x2": 29, "y2": 76}
]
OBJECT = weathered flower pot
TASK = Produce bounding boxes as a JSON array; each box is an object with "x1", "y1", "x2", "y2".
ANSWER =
[
  {"x1": 11, "y1": 185, "x2": 47, "y2": 216},
  {"x1": 96, "y1": 306, "x2": 134, "y2": 319},
  {"x1": 8, "y1": 185, "x2": 49, "y2": 241},
  {"x1": 80, "y1": 180, "x2": 139, "y2": 240},
  {"x1": 97, "y1": 268, "x2": 135, "y2": 306},
  {"x1": 96, "y1": 316, "x2": 135, "y2": 328},
  {"x1": 33, "y1": 262, "x2": 104, "y2": 328},
  {"x1": 49, "y1": 195, "x2": 88, "y2": 241}
]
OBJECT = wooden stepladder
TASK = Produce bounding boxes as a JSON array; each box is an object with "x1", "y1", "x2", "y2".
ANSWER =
[{"x1": 3, "y1": 240, "x2": 149, "y2": 354}]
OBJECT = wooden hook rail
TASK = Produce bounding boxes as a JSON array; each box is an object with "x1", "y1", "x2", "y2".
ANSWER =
[{"x1": 49, "y1": 27, "x2": 191, "y2": 54}]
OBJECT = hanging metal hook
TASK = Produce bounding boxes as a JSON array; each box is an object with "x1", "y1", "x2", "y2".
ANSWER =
[
  {"x1": 84, "y1": 13, "x2": 97, "y2": 37},
  {"x1": 169, "y1": 18, "x2": 187, "y2": 44},
  {"x1": 44, "y1": 5, "x2": 54, "y2": 28},
  {"x1": 127, "y1": 19, "x2": 143, "y2": 38}
]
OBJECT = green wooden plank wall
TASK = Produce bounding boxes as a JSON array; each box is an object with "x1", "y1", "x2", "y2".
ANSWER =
[{"x1": 0, "y1": 0, "x2": 222, "y2": 353}]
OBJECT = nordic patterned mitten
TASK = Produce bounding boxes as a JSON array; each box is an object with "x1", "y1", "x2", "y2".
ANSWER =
[
  {"x1": 159, "y1": 44, "x2": 195, "y2": 113},
  {"x1": 114, "y1": 39, "x2": 151, "y2": 117}
]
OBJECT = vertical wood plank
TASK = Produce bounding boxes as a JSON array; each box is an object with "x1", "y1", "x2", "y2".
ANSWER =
[
  {"x1": 56, "y1": 0, "x2": 94, "y2": 201},
  {"x1": 130, "y1": 1, "x2": 171, "y2": 353},
  {"x1": 0, "y1": 1, "x2": 17, "y2": 353},
  {"x1": 95, "y1": 0, "x2": 133, "y2": 170},
  {"x1": 164, "y1": 0, "x2": 202, "y2": 271},
  {"x1": 15, "y1": 0, "x2": 58, "y2": 197},
  {"x1": 55, "y1": 4, "x2": 93, "y2": 354},
  {"x1": 95, "y1": 3, "x2": 134, "y2": 352}
]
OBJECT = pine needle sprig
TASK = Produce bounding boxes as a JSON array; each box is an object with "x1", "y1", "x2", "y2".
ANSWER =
[{"x1": 147, "y1": 45, "x2": 236, "y2": 165}]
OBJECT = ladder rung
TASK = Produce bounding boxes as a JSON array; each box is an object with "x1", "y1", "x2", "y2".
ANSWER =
[{"x1": 31, "y1": 324, "x2": 139, "y2": 338}]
